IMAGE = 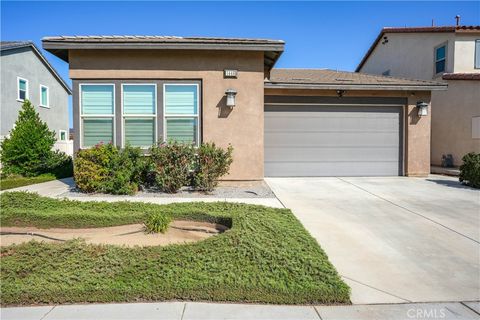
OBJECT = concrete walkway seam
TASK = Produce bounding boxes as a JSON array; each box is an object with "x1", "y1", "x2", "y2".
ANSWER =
[{"x1": 341, "y1": 275, "x2": 412, "y2": 303}]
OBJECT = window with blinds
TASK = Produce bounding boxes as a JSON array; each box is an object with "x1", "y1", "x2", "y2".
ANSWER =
[
  {"x1": 164, "y1": 84, "x2": 199, "y2": 145},
  {"x1": 122, "y1": 84, "x2": 156, "y2": 148},
  {"x1": 80, "y1": 84, "x2": 115, "y2": 147}
]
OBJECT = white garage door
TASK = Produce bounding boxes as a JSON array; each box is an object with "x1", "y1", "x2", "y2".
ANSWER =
[{"x1": 264, "y1": 105, "x2": 403, "y2": 177}]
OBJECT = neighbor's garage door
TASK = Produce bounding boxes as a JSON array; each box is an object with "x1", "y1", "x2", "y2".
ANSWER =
[{"x1": 264, "y1": 105, "x2": 403, "y2": 177}]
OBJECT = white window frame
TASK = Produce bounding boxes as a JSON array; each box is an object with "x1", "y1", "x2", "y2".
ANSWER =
[
  {"x1": 59, "y1": 130, "x2": 67, "y2": 141},
  {"x1": 39, "y1": 85, "x2": 50, "y2": 108},
  {"x1": 17, "y1": 77, "x2": 29, "y2": 102},
  {"x1": 121, "y1": 83, "x2": 157, "y2": 148},
  {"x1": 434, "y1": 42, "x2": 447, "y2": 75},
  {"x1": 79, "y1": 83, "x2": 116, "y2": 149},
  {"x1": 163, "y1": 83, "x2": 200, "y2": 146}
]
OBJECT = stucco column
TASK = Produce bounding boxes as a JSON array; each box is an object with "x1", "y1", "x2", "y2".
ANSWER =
[{"x1": 405, "y1": 94, "x2": 431, "y2": 177}]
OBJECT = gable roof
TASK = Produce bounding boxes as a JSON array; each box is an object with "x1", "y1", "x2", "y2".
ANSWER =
[
  {"x1": 42, "y1": 35, "x2": 285, "y2": 72},
  {"x1": 1, "y1": 41, "x2": 72, "y2": 94},
  {"x1": 355, "y1": 25, "x2": 480, "y2": 72},
  {"x1": 265, "y1": 68, "x2": 447, "y2": 91}
]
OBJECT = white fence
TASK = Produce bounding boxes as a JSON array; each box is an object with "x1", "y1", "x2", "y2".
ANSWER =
[{"x1": 54, "y1": 140, "x2": 74, "y2": 156}]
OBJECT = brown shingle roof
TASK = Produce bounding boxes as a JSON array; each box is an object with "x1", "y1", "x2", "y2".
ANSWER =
[
  {"x1": 42, "y1": 35, "x2": 285, "y2": 45},
  {"x1": 42, "y1": 35, "x2": 285, "y2": 71},
  {"x1": 442, "y1": 73, "x2": 480, "y2": 80},
  {"x1": 356, "y1": 25, "x2": 480, "y2": 72},
  {"x1": 266, "y1": 69, "x2": 446, "y2": 91}
]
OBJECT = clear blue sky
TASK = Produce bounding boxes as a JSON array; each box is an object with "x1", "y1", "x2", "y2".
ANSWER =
[{"x1": 2, "y1": 1, "x2": 479, "y2": 127}]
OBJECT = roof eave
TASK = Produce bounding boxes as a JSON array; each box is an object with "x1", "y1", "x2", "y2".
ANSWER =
[
  {"x1": 264, "y1": 82, "x2": 448, "y2": 91},
  {"x1": 42, "y1": 40, "x2": 285, "y2": 71}
]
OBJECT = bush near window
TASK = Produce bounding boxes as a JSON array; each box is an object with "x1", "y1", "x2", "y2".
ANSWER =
[
  {"x1": 459, "y1": 152, "x2": 480, "y2": 188},
  {"x1": 73, "y1": 142, "x2": 233, "y2": 194},
  {"x1": 149, "y1": 142, "x2": 195, "y2": 193},
  {"x1": 0, "y1": 100, "x2": 73, "y2": 179},
  {"x1": 192, "y1": 142, "x2": 233, "y2": 192},
  {"x1": 74, "y1": 143, "x2": 145, "y2": 195}
]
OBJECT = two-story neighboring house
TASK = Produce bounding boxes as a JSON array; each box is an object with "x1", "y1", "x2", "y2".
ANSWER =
[
  {"x1": 0, "y1": 41, "x2": 72, "y2": 154},
  {"x1": 356, "y1": 26, "x2": 480, "y2": 167}
]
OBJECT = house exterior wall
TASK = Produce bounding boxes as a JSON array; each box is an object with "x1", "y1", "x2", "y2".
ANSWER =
[
  {"x1": 0, "y1": 47, "x2": 69, "y2": 141},
  {"x1": 431, "y1": 80, "x2": 480, "y2": 166},
  {"x1": 264, "y1": 88, "x2": 432, "y2": 177},
  {"x1": 360, "y1": 32, "x2": 456, "y2": 80},
  {"x1": 454, "y1": 35, "x2": 480, "y2": 73},
  {"x1": 359, "y1": 31, "x2": 480, "y2": 168},
  {"x1": 69, "y1": 49, "x2": 265, "y2": 180}
]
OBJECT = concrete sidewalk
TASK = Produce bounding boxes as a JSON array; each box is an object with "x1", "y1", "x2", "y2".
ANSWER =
[
  {"x1": 0, "y1": 178, "x2": 284, "y2": 208},
  {"x1": 1, "y1": 301, "x2": 479, "y2": 320}
]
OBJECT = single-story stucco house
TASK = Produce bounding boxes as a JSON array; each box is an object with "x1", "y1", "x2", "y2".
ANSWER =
[{"x1": 42, "y1": 35, "x2": 446, "y2": 180}]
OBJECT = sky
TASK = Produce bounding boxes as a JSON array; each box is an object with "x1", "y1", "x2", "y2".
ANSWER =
[{"x1": 1, "y1": 1, "x2": 479, "y2": 127}]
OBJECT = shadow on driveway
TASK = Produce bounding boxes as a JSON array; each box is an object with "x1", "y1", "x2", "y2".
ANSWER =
[{"x1": 425, "y1": 179, "x2": 476, "y2": 190}]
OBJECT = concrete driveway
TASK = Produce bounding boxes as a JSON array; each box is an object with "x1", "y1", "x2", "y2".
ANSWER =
[{"x1": 266, "y1": 175, "x2": 480, "y2": 304}]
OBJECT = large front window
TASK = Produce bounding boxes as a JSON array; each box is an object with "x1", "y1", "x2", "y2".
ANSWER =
[
  {"x1": 164, "y1": 84, "x2": 199, "y2": 145},
  {"x1": 122, "y1": 84, "x2": 156, "y2": 148},
  {"x1": 80, "y1": 84, "x2": 115, "y2": 148}
]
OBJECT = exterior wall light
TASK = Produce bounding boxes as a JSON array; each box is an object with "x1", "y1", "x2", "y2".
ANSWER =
[
  {"x1": 417, "y1": 101, "x2": 429, "y2": 117},
  {"x1": 225, "y1": 89, "x2": 237, "y2": 107}
]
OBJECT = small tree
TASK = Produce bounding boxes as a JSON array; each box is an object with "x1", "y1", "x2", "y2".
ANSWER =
[{"x1": 1, "y1": 100, "x2": 56, "y2": 176}]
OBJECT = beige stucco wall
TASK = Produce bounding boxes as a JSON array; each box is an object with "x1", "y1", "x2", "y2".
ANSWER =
[
  {"x1": 360, "y1": 32, "x2": 456, "y2": 80},
  {"x1": 265, "y1": 88, "x2": 432, "y2": 177},
  {"x1": 431, "y1": 80, "x2": 480, "y2": 166},
  {"x1": 69, "y1": 49, "x2": 265, "y2": 180},
  {"x1": 454, "y1": 35, "x2": 480, "y2": 73}
]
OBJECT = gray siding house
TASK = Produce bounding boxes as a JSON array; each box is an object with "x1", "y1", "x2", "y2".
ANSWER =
[{"x1": 0, "y1": 41, "x2": 71, "y2": 152}]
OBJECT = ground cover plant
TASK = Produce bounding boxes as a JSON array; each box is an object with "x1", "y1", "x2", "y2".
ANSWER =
[
  {"x1": 0, "y1": 174, "x2": 57, "y2": 191},
  {"x1": 0, "y1": 192, "x2": 350, "y2": 305}
]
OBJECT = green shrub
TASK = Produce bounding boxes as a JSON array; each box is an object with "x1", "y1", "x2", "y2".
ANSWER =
[
  {"x1": 192, "y1": 142, "x2": 233, "y2": 192},
  {"x1": 144, "y1": 212, "x2": 172, "y2": 233},
  {"x1": 74, "y1": 143, "x2": 143, "y2": 195},
  {"x1": 46, "y1": 150, "x2": 74, "y2": 179},
  {"x1": 1, "y1": 100, "x2": 56, "y2": 176},
  {"x1": 459, "y1": 152, "x2": 480, "y2": 188},
  {"x1": 150, "y1": 142, "x2": 194, "y2": 193}
]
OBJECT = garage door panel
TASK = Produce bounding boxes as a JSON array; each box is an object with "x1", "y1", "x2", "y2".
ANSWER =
[
  {"x1": 265, "y1": 115, "x2": 400, "y2": 132},
  {"x1": 264, "y1": 105, "x2": 402, "y2": 177},
  {"x1": 264, "y1": 131, "x2": 400, "y2": 147},
  {"x1": 265, "y1": 146, "x2": 400, "y2": 162},
  {"x1": 265, "y1": 161, "x2": 400, "y2": 177}
]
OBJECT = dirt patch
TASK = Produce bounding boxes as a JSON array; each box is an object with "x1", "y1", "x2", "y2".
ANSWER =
[{"x1": 0, "y1": 221, "x2": 228, "y2": 247}]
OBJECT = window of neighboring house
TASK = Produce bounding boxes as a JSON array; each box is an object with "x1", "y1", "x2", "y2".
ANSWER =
[
  {"x1": 475, "y1": 40, "x2": 480, "y2": 69},
  {"x1": 164, "y1": 84, "x2": 200, "y2": 145},
  {"x1": 17, "y1": 77, "x2": 28, "y2": 101},
  {"x1": 59, "y1": 130, "x2": 67, "y2": 141},
  {"x1": 80, "y1": 84, "x2": 115, "y2": 148},
  {"x1": 122, "y1": 84, "x2": 157, "y2": 148},
  {"x1": 40, "y1": 85, "x2": 49, "y2": 107},
  {"x1": 435, "y1": 44, "x2": 447, "y2": 74}
]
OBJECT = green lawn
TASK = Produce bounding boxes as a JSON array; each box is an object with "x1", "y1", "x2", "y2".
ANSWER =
[
  {"x1": 0, "y1": 192, "x2": 350, "y2": 306},
  {"x1": 0, "y1": 174, "x2": 57, "y2": 191}
]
